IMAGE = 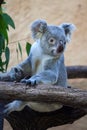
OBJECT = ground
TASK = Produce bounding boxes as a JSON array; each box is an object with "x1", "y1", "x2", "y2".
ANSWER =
[{"x1": 3, "y1": 0, "x2": 87, "y2": 129}]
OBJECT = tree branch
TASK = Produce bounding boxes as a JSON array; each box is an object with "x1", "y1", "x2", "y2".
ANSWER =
[
  {"x1": 0, "y1": 65, "x2": 87, "y2": 130},
  {"x1": 0, "y1": 82, "x2": 87, "y2": 110},
  {"x1": 0, "y1": 83, "x2": 86, "y2": 130},
  {"x1": 67, "y1": 66, "x2": 87, "y2": 79}
]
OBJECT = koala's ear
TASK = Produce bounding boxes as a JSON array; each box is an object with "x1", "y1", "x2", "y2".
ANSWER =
[
  {"x1": 60, "y1": 23, "x2": 76, "y2": 42},
  {"x1": 31, "y1": 19, "x2": 47, "y2": 40}
]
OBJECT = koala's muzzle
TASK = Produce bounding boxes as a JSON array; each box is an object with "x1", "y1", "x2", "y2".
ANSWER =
[{"x1": 57, "y1": 44, "x2": 64, "y2": 53}]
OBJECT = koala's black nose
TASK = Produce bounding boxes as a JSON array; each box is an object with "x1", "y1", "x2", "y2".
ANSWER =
[{"x1": 57, "y1": 45, "x2": 64, "y2": 53}]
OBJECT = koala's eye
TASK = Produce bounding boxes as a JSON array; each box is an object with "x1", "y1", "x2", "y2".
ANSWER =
[{"x1": 48, "y1": 37, "x2": 56, "y2": 45}]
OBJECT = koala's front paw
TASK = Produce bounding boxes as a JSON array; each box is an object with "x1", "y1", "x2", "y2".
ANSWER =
[
  {"x1": 26, "y1": 79, "x2": 37, "y2": 86},
  {"x1": 21, "y1": 78, "x2": 37, "y2": 86}
]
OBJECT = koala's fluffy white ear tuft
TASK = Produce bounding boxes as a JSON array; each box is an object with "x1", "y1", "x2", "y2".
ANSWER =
[
  {"x1": 60, "y1": 23, "x2": 76, "y2": 43},
  {"x1": 31, "y1": 19, "x2": 47, "y2": 40}
]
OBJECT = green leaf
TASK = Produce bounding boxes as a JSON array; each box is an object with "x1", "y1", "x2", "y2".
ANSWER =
[
  {"x1": 0, "y1": 7, "x2": 2, "y2": 14},
  {"x1": 0, "y1": 57, "x2": 4, "y2": 72},
  {"x1": 0, "y1": 14, "x2": 7, "y2": 28},
  {"x1": 26, "y1": 42, "x2": 31, "y2": 56},
  {"x1": 0, "y1": 14, "x2": 8, "y2": 43},
  {"x1": 0, "y1": 34, "x2": 5, "y2": 50},
  {"x1": 0, "y1": 58, "x2": 3, "y2": 67},
  {"x1": 5, "y1": 46, "x2": 10, "y2": 70},
  {"x1": 18, "y1": 42, "x2": 22, "y2": 59},
  {"x1": 2, "y1": 13, "x2": 15, "y2": 29},
  {"x1": 0, "y1": 34, "x2": 4, "y2": 55}
]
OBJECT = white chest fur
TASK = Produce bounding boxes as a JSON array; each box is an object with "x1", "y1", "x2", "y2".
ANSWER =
[{"x1": 31, "y1": 41, "x2": 52, "y2": 75}]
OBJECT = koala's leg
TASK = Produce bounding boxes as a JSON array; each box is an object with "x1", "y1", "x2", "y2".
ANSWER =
[{"x1": 4, "y1": 100, "x2": 27, "y2": 114}]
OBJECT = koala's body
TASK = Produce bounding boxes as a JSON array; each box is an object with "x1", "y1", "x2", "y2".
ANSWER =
[{"x1": 0, "y1": 19, "x2": 75, "y2": 113}]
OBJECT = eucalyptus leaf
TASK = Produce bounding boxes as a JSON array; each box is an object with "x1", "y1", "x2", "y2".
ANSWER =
[
  {"x1": 0, "y1": 3, "x2": 15, "y2": 72},
  {"x1": 0, "y1": 34, "x2": 5, "y2": 51},
  {"x1": 2, "y1": 13, "x2": 15, "y2": 29},
  {"x1": 18, "y1": 42, "x2": 22, "y2": 59},
  {"x1": 5, "y1": 46, "x2": 10, "y2": 70},
  {"x1": 26, "y1": 42, "x2": 31, "y2": 56},
  {"x1": 0, "y1": 14, "x2": 8, "y2": 43},
  {"x1": 0, "y1": 58, "x2": 4, "y2": 72},
  {"x1": 0, "y1": 35, "x2": 4, "y2": 55}
]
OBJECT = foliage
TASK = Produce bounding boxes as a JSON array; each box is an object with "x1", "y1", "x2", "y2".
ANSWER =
[
  {"x1": 0, "y1": 1, "x2": 31, "y2": 72},
  {"x1": 16, "y1": 42, "x2": 31, "y2": 62},
  {"x1": 0, "y1": 1, "x2": 15, "y2": 72},
  {"x1": 16, "y1": 42, "x2": 23, "y2": 61},
  {"x1": 26, "y1": 42, "x2": 31, "y2": 56}
]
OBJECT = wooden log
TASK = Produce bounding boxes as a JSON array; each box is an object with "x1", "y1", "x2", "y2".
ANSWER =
[
  {"x1": 0, "y1": 82, "x2": 87, "y2": 110},
  {"x1": 67, "y1": 66, "x2": 87, "y2": 79},
  {"x1": 0, "y1": 65, "x2": 87, "y2": 130}
]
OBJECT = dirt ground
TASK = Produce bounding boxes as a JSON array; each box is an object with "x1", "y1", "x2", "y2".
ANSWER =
[{"x1": 3, "y1": 0, "x2": 87, "y2": 129}]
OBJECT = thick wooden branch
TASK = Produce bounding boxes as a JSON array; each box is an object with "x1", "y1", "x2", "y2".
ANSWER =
[
  {"x1": 0, "y1": 82, "x2": 87, "y2": 110},
  {"x1": 67, "y1": 66, "x2": 87, "y2": 79},
  {"x1": 0, "y1": 82, "x2": 86, "y2": 130},
  {"x1": 0, "y1": 65, "x2": 87, "y2": 130},
  {"x1": 1, "y1": 82, "x2": 85, "y2": 130},
  {"x1": 6, "y1": 106, "x2": 86, "y2": 130}
]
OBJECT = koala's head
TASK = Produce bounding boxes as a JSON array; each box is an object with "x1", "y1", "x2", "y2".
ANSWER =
[{"x1": 31, "y1": 19, "x2": 76, "y2": 57}]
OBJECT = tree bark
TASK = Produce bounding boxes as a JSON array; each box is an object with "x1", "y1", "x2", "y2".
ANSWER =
[
  {"x1": 67, "y1": 66, "x2": 87, "y2": 79},
  {"x1": 0, "y1": 82, "x2": 87, "y2": 110},
  {"x1": 0, "y1": 82, "x2": 86, "y2": 130},
  {"x1": 6, "y1": 106, "x2": 86, "y2": 130},
  {"x1": 0, "y1": 65, "x2": 87, "y2": 130}
]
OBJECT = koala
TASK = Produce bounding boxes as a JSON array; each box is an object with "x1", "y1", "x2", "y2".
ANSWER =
[{"x1": 0, "y1": 19, "x2": 75, "y2": 113}]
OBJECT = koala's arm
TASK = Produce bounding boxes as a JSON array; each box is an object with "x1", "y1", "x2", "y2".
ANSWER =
[
  {"x1": 26, "y1": 70, "x2": 58, "y2": 85},
  {"x1": 0, "y1": 55, "x2": 32, "y2": 82},
  {"x1": 21, "y1": 54, "x2": 67, "y2": 88},
  {"x1": 22, "y1": 57, "x2": 61, "y2": 85}
]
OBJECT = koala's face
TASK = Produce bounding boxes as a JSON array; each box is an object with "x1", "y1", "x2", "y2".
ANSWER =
[
  {"x1": 40, "y1": 26, "x2": 66, "y2": 57},
  {"x1": 31, "y1": 19, "x2": 75, "y2": 57}
]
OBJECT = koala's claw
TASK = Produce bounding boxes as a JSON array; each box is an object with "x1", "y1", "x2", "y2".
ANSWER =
[
  {"x1": 4, "y1": 103, "x2": 14, "y2": 114},
  {"x1": 21, "y1": 79, "x2": 37, "y2": 86},
  {"x1": 3, "y1": 101, "x2": 25, "y2": 114},
  {"x1": 26, "y1": 80, "x2": 37, "y2": 86},
  {"x1": 21, "y1": 79, "x2": 27, "y2": 83}
]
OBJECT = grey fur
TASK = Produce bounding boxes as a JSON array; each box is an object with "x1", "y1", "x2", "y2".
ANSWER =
[{"x1": 0, "y1": 19, "x2": 75, "y2": 113}]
